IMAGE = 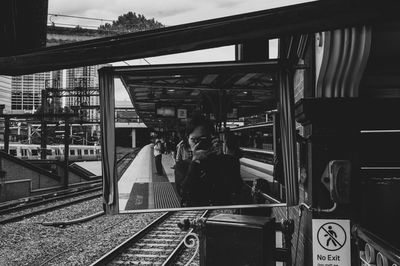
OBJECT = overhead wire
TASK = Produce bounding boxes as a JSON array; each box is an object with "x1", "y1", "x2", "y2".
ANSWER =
[
  {"x1": 48, "y1": 13, "x2": 113, "y2": 22},
  {"x1": 47, "y1": 13, "x2": 156, "y2": 65},
  {"x1": 47, "y1": 22, "x2": 98, "y2": 29}
]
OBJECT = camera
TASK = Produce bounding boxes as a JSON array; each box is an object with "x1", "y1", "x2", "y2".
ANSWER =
[{"x1": 196, "y1": 137, "x2": 212, "y2": 150}]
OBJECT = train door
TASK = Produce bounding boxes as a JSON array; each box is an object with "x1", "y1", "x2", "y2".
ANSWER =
[
  {"x1": 21, "y1": 148, "x2": 28, "y2": 159},
  {"x1": 46, "y1": 149, "x2": 53, "y2": 159},
  {"x1": 89, "y1": 148, "x2": 95, "y2": 159}
]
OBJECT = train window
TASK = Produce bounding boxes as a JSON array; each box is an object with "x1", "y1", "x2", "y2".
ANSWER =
[
  {"x1": 70, "y1": 150, "x2": 75, "y2": 155},
  {"x1": 22, "y1": 149, "x2": 27, "y2": 156},
  {"x1": 46, "y1": 149, "x2": 52, "y2": 155},
  {"x1": 32, "y1": 150, "x2": 38, "y2": 156},
  {"x1": 10, "y1": 149, "x2": 17, "y2": 156},
  {"x1": 84, "y1": 149, "x2": 89, "y2": 155},
  {"x1": 90, "y1": 150, "x2": 94, "y2": 155},
  {"x1": 78, "y1": 149, "x2": 82, "y2": 156}
]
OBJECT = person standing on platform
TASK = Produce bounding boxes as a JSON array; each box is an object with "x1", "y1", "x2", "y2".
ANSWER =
[
  {"x1": 154, "y1": 139, "x2": 164, "y2": 175},
  {"x1": 174, "y1": 134, "x2": 193, "y2": 198}
]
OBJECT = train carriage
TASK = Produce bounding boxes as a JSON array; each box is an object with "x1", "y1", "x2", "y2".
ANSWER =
[{"x1": 0, "y1": 143, "x2": 101, "y2": 161}]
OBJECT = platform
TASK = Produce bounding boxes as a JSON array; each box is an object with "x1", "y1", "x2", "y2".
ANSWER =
[
  {"x1": 117, "y1": 144, "x2": 276, "y2": 211},
  {"x1": 73, "y1": 161, "x2": 102, "y2": 176},
  {"x1": 240, "y1": 158, "x2": 274, "y2": 183},
  {"x1": 118, "y1": 144, "x2": 180, "y2": 211}
]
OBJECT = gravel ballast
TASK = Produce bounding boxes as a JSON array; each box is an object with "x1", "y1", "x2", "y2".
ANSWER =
[
  {"x1": 1, "y1": 197, "x2": 239, "y2": 266},
  {"x1": 0, "y1": 198, "x2": 162, "y2": 266}
]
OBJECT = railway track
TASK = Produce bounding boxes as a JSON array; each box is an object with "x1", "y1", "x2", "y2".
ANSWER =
[
  {"x1": 0, "y1": 149, "x2": 140, "y2": 224},
  {"x1": 91, "y1": 210, "x2": 209, "y2": 266},
  {"x1": 117, "y1": 149, "x2": 139, "y2": 181},
  {"x1": 0, "y1": 191, "x2": 102, "y2": 224},
  {"x1": 0, "y1": 181, "x2": 102, "y2": 214}
]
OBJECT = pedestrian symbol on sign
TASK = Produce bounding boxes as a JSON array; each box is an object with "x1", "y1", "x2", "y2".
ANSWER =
[
  {"x1": 317, "y1": 222, "x2": 346, "y2": 252},
  {"x1": 325, "y1": 226, "x2": 337, "y2": 247}
]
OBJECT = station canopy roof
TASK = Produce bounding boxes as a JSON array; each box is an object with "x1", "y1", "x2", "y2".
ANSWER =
[
  {"x1": 0, "y1": 0, "x2": 397, "y2": 76},
  {"x1": 111, "y1": 61, "x2": 279, "y2": 128}
]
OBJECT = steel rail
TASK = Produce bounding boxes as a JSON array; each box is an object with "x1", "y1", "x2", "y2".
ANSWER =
[
  {"x1": 162, "y1": 210, "x2": 210, "y2": 266},
  {"x1": 0, "y1": 184, "x2": 102, "y2": 216},
  {"x1": 0, "y1": 180, "x2": 102, "y2": 211},
  {"x1": 90, "y1": 211, "x2": 208, "y2": 266},
  {"x1": 0, "y1": 149, "x2": 139, "y2": 224},
  {"x1": 89, "y1": 212, "x2": 173, "y2": 266},
  {"x1": 0, "y1": 192, "x2": 102, "y2": 224}
]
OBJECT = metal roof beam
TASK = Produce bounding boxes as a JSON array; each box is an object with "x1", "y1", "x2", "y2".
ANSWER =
[
  {"x1": 1, "y1": 0, "x2": 397, "y2": 75},
  {"x1": 127, "y1": 83, "x2": 273, "y2": 91}
]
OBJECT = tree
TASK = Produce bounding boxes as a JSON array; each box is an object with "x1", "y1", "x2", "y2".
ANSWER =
[{"x1": 98, "y1": 11, "x2": 164, "y2": 34}]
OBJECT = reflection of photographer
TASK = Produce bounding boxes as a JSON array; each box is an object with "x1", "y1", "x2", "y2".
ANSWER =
[{"x1": 179, "y1": 115, "x2": 235, "y2": 207}]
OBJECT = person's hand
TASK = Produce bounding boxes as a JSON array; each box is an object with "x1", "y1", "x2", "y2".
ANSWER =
[
  {"x1": 192, "y1": 137, "x2": 222, "y2": 161},
  {"x1": 192, "y1": 142, "x2": 212, "y2": 161},
  {"x1": 210, "y1": 138, "x2": 223, "y2": 155}
]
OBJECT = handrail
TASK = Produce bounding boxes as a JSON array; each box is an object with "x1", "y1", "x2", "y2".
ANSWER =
[
  {"x1": 352, "y1": 224, "x2": 400, "y2": 264},
  {"x1": 230, "y1": 122, "x2": 273, "y2": 131},
  {"x1": 259, "y1": 191, "x2": 282, "y2": 204},
  {"x1": 243, "y1": 183, "x2": 282, "y2": 204},
  {"x1": 241, "y1": 147, "x2": 274, "y2": 155}
]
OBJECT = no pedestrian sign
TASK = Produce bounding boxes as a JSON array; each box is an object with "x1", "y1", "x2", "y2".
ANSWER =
[{"x1": 312, "y1": 219, "x2": 351, "y2": 266}]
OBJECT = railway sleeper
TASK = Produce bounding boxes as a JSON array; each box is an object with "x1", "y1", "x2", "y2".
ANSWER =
[
  {"x1": 146, "y1": 233, "x2": 180, "y2": 238},
  {"x1": 140, "y1": 238, "x2": 180, "y2": 243},
  {"x1": 120, "y1": 253, "x2": 169, "y2": 258},
  {"x1": 135, "y1": 243, "x2": 176, "y2": 247},
  {"x1": 111, "y1": 261, "x2": 158, "y2": 266},
  {"x1": 128, "y1": 248, "x2": 174, "y2": 252}
]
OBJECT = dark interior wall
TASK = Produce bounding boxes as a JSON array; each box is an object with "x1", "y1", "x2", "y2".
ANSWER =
[
  {"x1": 135, "y1": 128, "x2": 150, "y2": 147},
  {"x1": 115, "y1": 128, "x2": 150, "y2": 148},
  {"x1": 115, "y1": 128, "x2": 132, "y2": 148},
  {"x1": 0, "y1": 0, "x2": 48, "y2": 56}
]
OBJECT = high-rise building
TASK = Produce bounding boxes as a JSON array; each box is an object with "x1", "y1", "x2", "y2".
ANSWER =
[
  {"x1": 46, "y1": 70, "x2": 65, "y2": 113},
  {"x1": 65, "y1": 65, "x2": 104, "y2": 122},
  {"x1": 0, "y1": 76, "x2": 11, "y2": 112},
  {"x1": 11, "y1": 72, "x2": 51, "y2": 113},
  {"x1": 10, "y1": 65, "x2": 107, "y2": 119}
]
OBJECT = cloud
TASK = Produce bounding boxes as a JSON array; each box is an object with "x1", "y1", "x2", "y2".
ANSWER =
[
  {"x1": 152, "y1": 6, "x2": 195, "y2": 19},
  {"x1": 216, "y1": 1, "x2": 242, "y2": 9},
  {"x1": 49, "y1": 0, "x2": 315, "y2": 27}
]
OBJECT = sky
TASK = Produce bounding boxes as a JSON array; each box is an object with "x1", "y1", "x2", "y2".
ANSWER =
[
  {"x1": 48, "y1": 0, "x2": 314, "y2": 27},
  {"x1": 48, "y1": 0, "x2": 314, "y2": 101}
]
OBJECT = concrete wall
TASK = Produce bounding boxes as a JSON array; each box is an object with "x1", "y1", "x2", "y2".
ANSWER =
[
  {"x1": 0, "y1": 179, "x2": 31, "y2": 202},
  {"x1": 2, "y1": 158, "x2": 60, "y2": 190},
  {"x1": 0, "y1": 154, "x2": 98, "y2": 202}
]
